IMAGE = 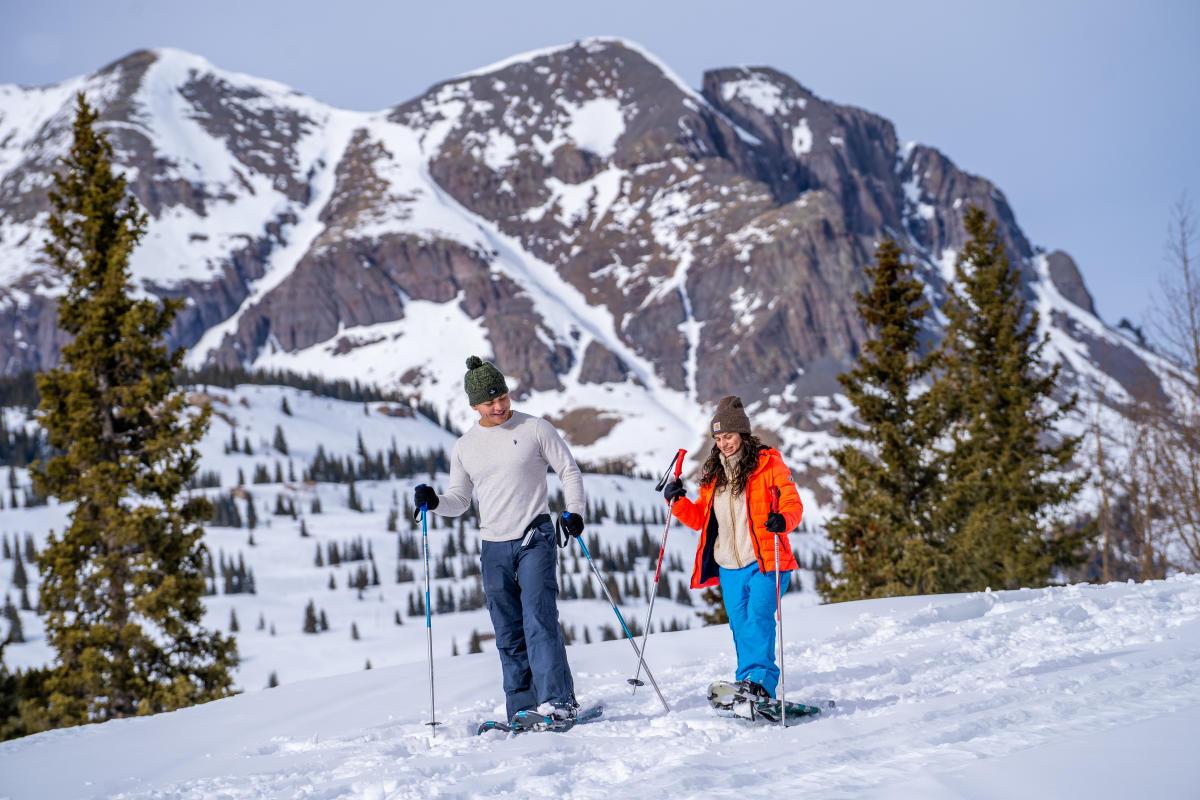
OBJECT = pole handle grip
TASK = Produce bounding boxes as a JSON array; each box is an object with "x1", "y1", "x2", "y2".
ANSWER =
[{"x1": 673, "y1": 449, "x2": 686, "y2": 479}]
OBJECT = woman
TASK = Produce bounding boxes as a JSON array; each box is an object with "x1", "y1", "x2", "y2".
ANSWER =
[{"x1": 663, "y1": 395, "x2": 802, "y2": 700}]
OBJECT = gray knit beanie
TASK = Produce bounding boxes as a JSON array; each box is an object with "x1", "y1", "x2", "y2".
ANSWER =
[
  {"x1": 711, "y1": 395, "x2": 751, "y2": 435},
  {"x1": 464, "y1": 356, "x2": 509, "y2": 405}
]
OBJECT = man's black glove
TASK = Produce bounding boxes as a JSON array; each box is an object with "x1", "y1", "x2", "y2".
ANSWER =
[
  {"x1": 765, "y1": 512, "x2": 786, "y2": 533},
  {"x1": 560, "y1": 511, "x2": 585, "y2": 538},
  {"x1": 663, "y1": 479, "x2": 686, "y2": 503},
  {"x1": 413, "y1": 484, "x2": 439, "y2": 512}
]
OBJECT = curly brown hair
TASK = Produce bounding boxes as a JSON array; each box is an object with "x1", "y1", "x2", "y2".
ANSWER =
[{"x1": 699, "y1": 433, "x2": 765, "y2": 497}]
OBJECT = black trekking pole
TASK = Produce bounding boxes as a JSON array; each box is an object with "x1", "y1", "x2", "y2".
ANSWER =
[
  {"x1": 770, "y1": 486, "x2": 786, "y2": 729},
  {"x1": 629, "y1": 448, "x2": 686, "y2": 694},
  {"x1": 414, "y1": 498, "x2": 441, "y2": 736},
  {"x1": 563, "y1": 514, "x2": 670, "y2": 713}
]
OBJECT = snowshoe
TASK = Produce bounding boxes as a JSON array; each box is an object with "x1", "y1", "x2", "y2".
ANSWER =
[
  {"x1": 476, "y1": 703, "x2": 603, "y2": 735},
  {"x1": 707, "y1": 680, "x2": 830, "y2": 723}
]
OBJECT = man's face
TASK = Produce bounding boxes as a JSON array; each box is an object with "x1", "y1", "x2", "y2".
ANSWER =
[
  {"x1": 715, "y1": 431, "x2": 742, "y2": 457},
  {"x1": 473, "y1": 393, "x2": 512, "y2": 427}
]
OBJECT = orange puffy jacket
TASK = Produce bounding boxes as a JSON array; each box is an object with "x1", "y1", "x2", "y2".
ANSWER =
[{"x1": 671, "y1": 446, "x2": 803, "y2": 589}]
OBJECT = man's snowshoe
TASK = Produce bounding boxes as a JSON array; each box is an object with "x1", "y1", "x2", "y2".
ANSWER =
[{"x1": 477, "y1": 703, "x2": 603, "y2": 735}]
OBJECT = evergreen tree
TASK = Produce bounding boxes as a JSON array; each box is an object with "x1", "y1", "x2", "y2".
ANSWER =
[
  {"x1": 3, "y1": 595, "x2": 24, "y2": 644},
  {"x1": 929, "y1": 207, "x2": 1090, "y2": 591},
  {"x1": 823, "y1": 238, "x2": 943, "y2": 601},
  {"x1": 302, "y1": 600, "x2": 318, "y2": 634},
  {"x1": 30, "y1": 95, "x2": 235, "y2": 729},
  {"x1": 272, "y1": 425, "x2": 288, "y2": 456},
  {"x1": 10, "y1": 553, "x2": 27, "y2": 591},
  {"x1": 697, "y1": 586, "x2": 727, "y2": 625}
]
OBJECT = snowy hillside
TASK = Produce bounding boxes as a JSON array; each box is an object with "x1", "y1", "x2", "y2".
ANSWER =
[
  {"x1": 2, "y1": 574, "x2": 1198, "y2": 799},
  {"x1": 0, "y1": 382, "x2": 829, "y2": 691}
]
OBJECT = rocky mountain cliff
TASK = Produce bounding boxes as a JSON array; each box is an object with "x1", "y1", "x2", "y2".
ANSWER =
[{"x1": 0, "y1": 38, "x2": 1173, "y2": 478}]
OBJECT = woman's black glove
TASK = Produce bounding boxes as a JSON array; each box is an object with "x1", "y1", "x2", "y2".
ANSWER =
[
  {"x1": 663, "y1": 479, "x2": 686, "y2": 503},
  {"x1": 413, "y1": 484, "x2": 439, "y2": 511},
  {"x1": 765, "y1": 512, "x2": 786, "y2": 533},
  {"x1": 560, "y1": 512, "x2": 585, "y2": 538}
]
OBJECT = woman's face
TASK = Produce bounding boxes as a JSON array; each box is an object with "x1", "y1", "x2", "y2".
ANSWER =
[{"x1": 715, "y1": 431, "x2": 742, "y2": 458}]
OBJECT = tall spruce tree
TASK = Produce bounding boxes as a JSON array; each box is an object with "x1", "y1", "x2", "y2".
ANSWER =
[
  {"x1": 823, "y1": 238, "x2": 944, "y2": 601},
  {"x1": 929, "y1": 207, "x2": 1090, "y2": 591},
  {"x1": 30, "y1": 95, "x2": 236, "y2": 730}
]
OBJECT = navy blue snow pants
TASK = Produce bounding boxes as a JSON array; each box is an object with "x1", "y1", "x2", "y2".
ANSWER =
[
  {"x1": 480, "y1": 518, "x2": 575, "y2": 721},
  {"x1": 720, "y1": 562, "x2": 791, "y2": 697}
]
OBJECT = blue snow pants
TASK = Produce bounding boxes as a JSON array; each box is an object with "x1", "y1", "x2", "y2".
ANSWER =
[
  {"x1": 719, "y1": 562, "x2": 791, "y2": 698},
  {"x1": 480, "y1": 518, "x2": 575, "y2": 721}
]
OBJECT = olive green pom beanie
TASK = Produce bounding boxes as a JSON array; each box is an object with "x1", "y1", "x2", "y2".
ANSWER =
[{"x1": 464, "y1": 355, "x2": 509, "y2": 406}]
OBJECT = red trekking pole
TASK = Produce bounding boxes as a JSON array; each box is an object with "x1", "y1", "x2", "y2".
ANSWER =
[{"x1": 629, "y1": 448, "x2": 686, "y2": 694}]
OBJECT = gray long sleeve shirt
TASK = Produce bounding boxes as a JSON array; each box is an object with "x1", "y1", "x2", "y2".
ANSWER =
[{"x1": 433, "y1": 410, "x2": 586, "y2": 542}]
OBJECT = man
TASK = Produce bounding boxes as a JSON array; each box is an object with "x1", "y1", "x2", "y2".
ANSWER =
[{"x1": 414, "y1": 355, "x2": 586, "y2": 723}]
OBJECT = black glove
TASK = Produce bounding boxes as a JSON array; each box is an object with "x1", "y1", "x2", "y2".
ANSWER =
[
  {"x1": 663, "y1": 479, "x2": 686, "y2": 503},
  {"x1": 560, "y1": 511, "x2": 585, "y2": 538},
  {"x1": 413, "y1": 484, "x2": 439, "y2": 512},
  {"x1": 765, "y1": 512, "x2": 786, "y2": 533}
]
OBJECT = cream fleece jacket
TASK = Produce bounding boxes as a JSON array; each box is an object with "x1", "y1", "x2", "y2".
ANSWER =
[{"x1": 712, "y1": 451, "x2": 757, "y2": 569}]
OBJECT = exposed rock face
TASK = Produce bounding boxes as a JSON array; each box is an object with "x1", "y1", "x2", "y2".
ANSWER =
[
  {"x1": 0, "y1": 39, "x2": 1166, "y2": 464},
  {"x1": 1046, "y1": 250, "x2": 1097, "y2": 315}
]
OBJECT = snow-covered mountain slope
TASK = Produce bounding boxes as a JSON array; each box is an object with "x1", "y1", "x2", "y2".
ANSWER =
[
  {"x1": 2, "y1": 574, "x2": 1198, "y2": 799},
  {"x1": 0, "y1": 39, "x2": 1179, "y2": 478}
]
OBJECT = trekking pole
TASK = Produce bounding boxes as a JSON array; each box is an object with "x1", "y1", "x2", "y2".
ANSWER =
[
  {"x1": 415, "y1": 501, "x2": 441, "y2": 735},
  {"x1": 565, "y1": 516, "x2": 670, "y2": 713},
  {"x1": 770, "y1": 486, "x2": 785, "y2": 729},
  {"x1": 629, "y1": 448, "x2": 686, "y2": 694}
]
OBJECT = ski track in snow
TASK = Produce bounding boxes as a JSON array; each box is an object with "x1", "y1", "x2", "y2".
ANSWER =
[{"x1": 6, "y1": 575, "x2": 1200, "y2": 799}]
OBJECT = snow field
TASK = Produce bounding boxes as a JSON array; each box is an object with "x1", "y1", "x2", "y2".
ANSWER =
[{"x1": 2, "y1": 575, "x2": 1198, "y2": 799}]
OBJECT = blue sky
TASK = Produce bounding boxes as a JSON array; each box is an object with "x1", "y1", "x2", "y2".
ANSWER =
[{"x1": 4, "y1": 0, "x2": 1197, "y2": 329}]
